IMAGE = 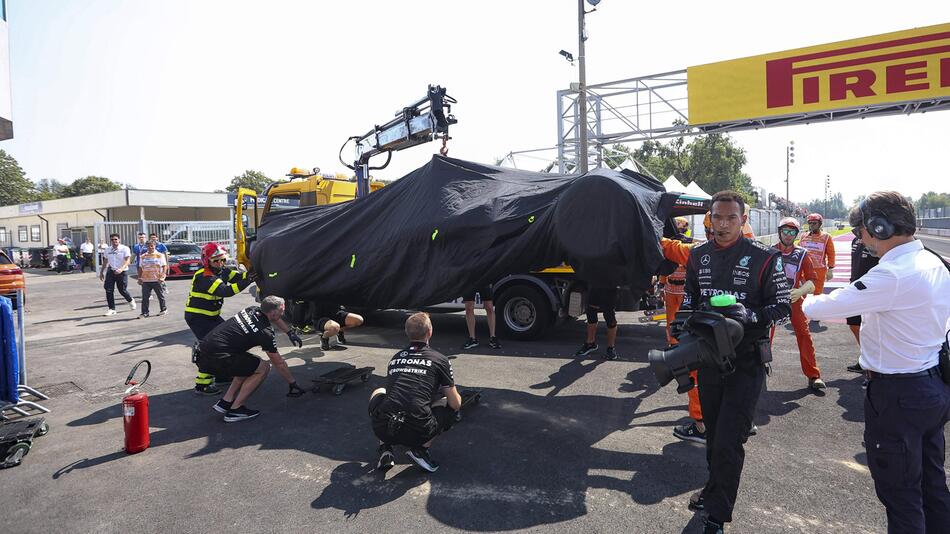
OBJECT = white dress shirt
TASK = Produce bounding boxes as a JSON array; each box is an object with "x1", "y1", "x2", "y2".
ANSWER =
[{"x1": 802, "y1": 239, "x2": 950, "y2": 374}]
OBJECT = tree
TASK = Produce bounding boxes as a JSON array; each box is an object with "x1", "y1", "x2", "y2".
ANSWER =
[
  {"x1": 803, "y1": 192, "x2": 846, "y2": 219},
  {"x1": 33, "y1": 178, "x2": 68, "y2": 200},
  {"x1": 60, "y1": 176, "x2": 124, "y2": 198},
  {"x1": 630, "y1": 130, "x2": 755, "y2": 202},
  {"x1": 0, "y1": 149, "x2": 35, "y2": 206},
  {"x1": 226, "y1": 170, "x2": 274, "y2": 193},
  {"x1": 916, "y1": 191, "x2": 950, "y2": 210}
]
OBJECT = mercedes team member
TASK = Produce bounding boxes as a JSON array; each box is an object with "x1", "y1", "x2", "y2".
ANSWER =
[
  {"x1": 185, "y1": 243, "x2": 301, "y2": 394},
  {"x1": 198, "y1": 296, "x2": 306, "y2": 423},
  {"x1": 845, "y1": 236, "x2": 879, "y2": 373},
  {"x1": 574, "y1": 285, "x2": 621, "y2": 360},
  {"x1": 803, "y1": 193, "x2": 950, "y2": 533},
  {"x1": 681, "y1": 191, "x2": 791, "y2": 533},
  {"x1": 771, "y1": 217, "x2": 825, "y2": 391},
  {"x1": 369, "y1": 312, "x2": 461, "y2": 473},
  {"x1": 311, "y1": 302, "x2": 364, "y2": 351}
]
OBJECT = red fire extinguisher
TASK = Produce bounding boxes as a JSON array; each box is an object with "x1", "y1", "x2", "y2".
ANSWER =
[{"x1": 122, "y1": 360, "x2": 151, "y2": 454}]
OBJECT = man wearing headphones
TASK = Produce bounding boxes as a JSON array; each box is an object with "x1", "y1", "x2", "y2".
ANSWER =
[{"x1": 803, "y1": 192, "x2": 950, "y2": 532}]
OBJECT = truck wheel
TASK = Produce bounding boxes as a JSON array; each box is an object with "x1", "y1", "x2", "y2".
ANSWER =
[{"x1": 495, "y1": 284, "x2": 552, "y2": 341}]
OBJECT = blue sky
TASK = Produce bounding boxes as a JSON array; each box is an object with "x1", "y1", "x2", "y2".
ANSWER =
[{"x1": 2, "y1": 1, "x2": 948, "y2": 205}]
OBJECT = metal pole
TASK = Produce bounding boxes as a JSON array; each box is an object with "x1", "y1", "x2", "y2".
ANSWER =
[
  {"x1": 577, "y1": 0, "x2": 588, "y2": 174},
  {"x1": 785, "y1": 147, "x2": 790, "y2": 203},
  {"x1": 15, "y1": 288, "x2": 26, "y2": 386}
]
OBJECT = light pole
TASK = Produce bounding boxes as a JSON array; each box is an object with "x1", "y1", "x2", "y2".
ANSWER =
[
  {"x1": 824, "y1": 174, "x2": 830, "y2": 217},
  {"x1": 785, "y1": 141, "x2": 795, "y2": 204},
  {"x1": 577, "y1": 0, "x2": 589, "y2": 174}
]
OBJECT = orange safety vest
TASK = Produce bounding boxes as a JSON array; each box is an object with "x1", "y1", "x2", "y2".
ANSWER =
[{"x1": 799, "y1": 232, "x2": 834, "y2": 270}]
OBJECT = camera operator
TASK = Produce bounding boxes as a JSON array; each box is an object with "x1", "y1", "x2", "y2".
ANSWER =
[
  {"x1": 802, "y1": 192, "x2": 950, "y2": 532},
  {"x1": 681, "y1": 191, "x2": 791, "y2": 533}
]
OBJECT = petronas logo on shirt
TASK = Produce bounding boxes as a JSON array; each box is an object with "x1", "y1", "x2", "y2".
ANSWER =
[{"x1": 739, "y1": 255, "x2": 751, "y2": 268}]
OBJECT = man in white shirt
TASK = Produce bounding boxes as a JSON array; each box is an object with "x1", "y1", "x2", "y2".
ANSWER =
[
  {"x1": 98, "y1": 233, "x2": 137, "y2": 316},
  {"x1": 802, "y1": 191, "x2": 950, "y2": 533},
  {"x1": 53, "y1": 238, "x2": 71, "y2": 274}
]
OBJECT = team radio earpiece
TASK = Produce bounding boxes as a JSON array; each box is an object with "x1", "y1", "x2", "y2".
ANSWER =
[{"x1": 859, "y1": 199, "x2": 896, "y2": 240}]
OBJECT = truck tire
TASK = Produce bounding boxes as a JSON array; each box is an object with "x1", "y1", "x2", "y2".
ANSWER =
[{"x1": 495, "y1": 284, "x2": 553, "y2": 341}]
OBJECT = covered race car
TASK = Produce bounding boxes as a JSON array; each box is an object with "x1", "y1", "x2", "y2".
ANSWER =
[{"x1": 249, "y1": 156, "x2": 700, "y2": 315}]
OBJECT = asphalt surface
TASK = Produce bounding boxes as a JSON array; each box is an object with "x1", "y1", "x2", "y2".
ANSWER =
[
  {"x1": 3, "y1": 269, "x2": 945, "y2": 533},
  {"x1": 918, "y1": 233, "x2": 950, "y2": 259}
]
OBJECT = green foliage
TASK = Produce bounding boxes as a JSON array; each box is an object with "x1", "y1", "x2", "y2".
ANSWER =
[
  {"x1": 60, "y1": 176, "x2": 124, "y2": 198},
  {"x1": 33, "y1": 178, "x2": 68, "y2": 200},
  {"x1": 802, "y1": 192, "x2": 847, "y2": 219},
  {"x1": 0, "y1": 149, "x2": 35, "y2": 206},
  {"x1": 630, "y1": 132, "x2": 754, "y2": 203},
  {"x1": 226, "y1": 170, "x2": 274, "y2": 193},
  {"x1": 916, "y1": 191, "x2": 950, "y2": 210}
]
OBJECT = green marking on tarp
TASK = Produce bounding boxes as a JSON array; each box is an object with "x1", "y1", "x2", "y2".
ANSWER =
[
  {"x1": 528, "y1": 215, "x2": 536, "y2": 223},
  {"x1": 431, "y1": 229, "x2": 439, "y2": 241},
  {"x1": 268, "y1": 272, "x2": 278, "y2": 278},
  {"x1": 350, "y1": 255, "x2": 356, "y2": 268}
]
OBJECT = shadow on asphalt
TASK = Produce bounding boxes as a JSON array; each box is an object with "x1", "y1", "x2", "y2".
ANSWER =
[
  {"x1": 61, "y1": 365, "x2": 705, "y2": 530},
  {"x1": 824, "y1": 377, "x2": 866, "y2": 423},
  {"x1": 108, "y1": 328, "x2": 194, "y2": 355}
]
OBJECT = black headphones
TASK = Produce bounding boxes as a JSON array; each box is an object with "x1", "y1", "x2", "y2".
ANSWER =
[{"x1": 859, "y1": 199, "x2": 896, "y2": 240}]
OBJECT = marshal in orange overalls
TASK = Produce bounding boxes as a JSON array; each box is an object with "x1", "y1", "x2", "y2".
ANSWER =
[
  {"x1": 661, "y1": 237, "x2": 703, "y2": 422},
  {"x1": 798, "y1": 230, "x2": 835, "y2": 295},
  {"x1": 770, "y1": 243, "x2": 822, "y2": 379}
]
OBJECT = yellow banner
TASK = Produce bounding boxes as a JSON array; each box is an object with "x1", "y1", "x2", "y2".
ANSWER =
[{"x1": 688, "y1": 23, "x2": 950, "y2": 125}]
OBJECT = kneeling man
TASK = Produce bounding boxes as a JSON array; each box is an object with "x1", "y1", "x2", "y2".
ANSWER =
[{"x1": 369, "y1": 312, "x2": 461, "y2": 472}]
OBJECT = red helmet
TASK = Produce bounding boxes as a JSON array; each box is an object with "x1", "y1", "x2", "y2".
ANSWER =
[
  {"x1": 778, "y1": 217, "x2": 801, "y2": 231},
  {"x1": 202, "y1": 242, "x2": 228, "y2": 268},
  {"x1": 806, "y1": 213, "x2": 823, "y2": 223}
]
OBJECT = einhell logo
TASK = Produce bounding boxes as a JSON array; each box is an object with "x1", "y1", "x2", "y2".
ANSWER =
[{"x1": 766, "y1": 30, "x2": 950, "y2": 109}]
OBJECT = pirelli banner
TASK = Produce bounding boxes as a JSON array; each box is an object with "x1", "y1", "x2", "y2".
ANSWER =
[{"x1": 687, "y1": 23, "x2": 950, "y2": 125}]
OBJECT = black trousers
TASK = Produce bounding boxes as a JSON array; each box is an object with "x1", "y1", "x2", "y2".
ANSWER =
[
  {"x1": 697, "y1": 356, "x2": 766, "y2": 524},
  {"x1": 865, "y1": 372, "x2": 950, "y2": 533},
  {"x1": 81, "y1": 252, "x2": 93, "y2": 272},
  {"x1": 185, "y1": 314, "x2": 230, "y2": 385},
  {"x1": 104, "y1": 269, "x2": 133, "y2": 309}
]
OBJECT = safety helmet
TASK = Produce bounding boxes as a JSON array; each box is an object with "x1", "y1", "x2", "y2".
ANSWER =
[
  {"x1": 202, "y1": 242, "x2": 228, "y2": 268},
  {"x1": 806, "y1": 213, "x2": 823, "y2": 223},
  {"x1": 778, "y1": 217, "x2": 801, "y2": 231}
]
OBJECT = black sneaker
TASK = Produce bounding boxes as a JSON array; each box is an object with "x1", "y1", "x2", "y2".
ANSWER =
[
  {"x1": 224, "y1": 406, "x2": 260, "y2": 423},
  {"x1": 488, "y1": 337, "x2": 502, "y2": 349},
  {"x1": 749, "y1": 423, "x2": 758, "y2": 436},
  {"x1": 194, "y1": 384, "x2": 222, "y2": 396},
  {"x1": 673, "y1": 422, "x2": 707, "y2": 444},
  {"x1": 702, "y1": 517, "x2": 724, "y2": 534},
  {"x1": 847, "y1": 362, "x2": 863, "y2": 373},
  {"x1": 376, "y1": 444, "x2": 395, "y2": 472},
  {"x1": 321, "y1": 337, "x2": 331, "y2": 351},
  {"x1": 213, "y1": 399, "x2": 232, "y2": 414},
  {"x1": 337, "y1": 330, "x2": 346, "y2": 345},
  {"x1": 462, "y1": 338, "x2": 479, "y2": 350},
  {"x1": 407, "y1": 446, "x2": 440, "y2": 472},
  {"x1": 604, "y1": 346, "x2": 618, "y2": 360},
  {"x1": 687, "y1": 490, "x2": 705, "y2": 511},
  {"x1": 574, "y1": 342, "x2": 598, "y2": 357}
]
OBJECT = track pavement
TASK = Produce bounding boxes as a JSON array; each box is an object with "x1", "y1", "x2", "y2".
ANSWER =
[{"x1": 3, "y1": 269, "x2": 944, "y2": 533}]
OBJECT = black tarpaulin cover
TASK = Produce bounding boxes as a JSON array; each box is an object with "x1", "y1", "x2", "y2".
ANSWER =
[{"x1": 251, "y1": 156, "x2": 680, "y2": 308}]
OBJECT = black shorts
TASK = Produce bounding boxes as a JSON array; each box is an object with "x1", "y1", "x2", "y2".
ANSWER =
[
  {"x1": 370, "y1": 398, "x2": 455, "y2": 448},
  {"x1": 316, "y1": 309, "x2": 350, "y2": 331},
  {"x1": 197, "y1": 351, "x2": 261, "y2": 378},
  {"x1": 846, "y1": 315, "x2": 861, "y2": 326},
  {"x1": 587, "y1": 287, "x2": 618, "y2": 310},
  {"x1": 462, "y1": 286, "x2": 493, "y2": 302}
]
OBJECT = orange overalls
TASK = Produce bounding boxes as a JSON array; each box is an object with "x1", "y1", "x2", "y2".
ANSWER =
[
  {"x1": 770, "y1": 243, "x2": 821, "y2": 379},
  {"x1": 798, "y1": 231, "x2": 834, "y2": 295},
  {"x1": 660, "y1": 238, "x2": 702, "y2": 422}
]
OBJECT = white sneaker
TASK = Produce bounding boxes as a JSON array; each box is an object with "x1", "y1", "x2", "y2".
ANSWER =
[
  {"x1": 128, "y1": 300, "x2": 137, "y2": 310},
  {"x1": 104, "y1": 309, "x2": 117, "y2": 316}
]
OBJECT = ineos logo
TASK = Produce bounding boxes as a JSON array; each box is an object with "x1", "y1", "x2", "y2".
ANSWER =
[{"x1": 701, "y1": 254, "x2": 710, "y2": 266}]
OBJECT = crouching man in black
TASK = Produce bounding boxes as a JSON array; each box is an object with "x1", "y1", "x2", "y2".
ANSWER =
[{"x1": 369, "y1": 312, "x2": 461, "y2": 473}]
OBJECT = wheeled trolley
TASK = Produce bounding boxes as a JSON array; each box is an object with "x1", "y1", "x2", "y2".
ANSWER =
[
  {"x1": 0, "y1": 418, "x2": 49, "y2": 469},
  {"x1": 312, "y1": 365, "x2": 375, "y2": 396}
]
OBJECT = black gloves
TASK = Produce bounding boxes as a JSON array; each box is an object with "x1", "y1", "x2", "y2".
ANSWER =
[
  {"x1": 719, "y1": 303, "x2": 758, "y2": 325},
  {"x1": 287, "y1": 329, "x2": 303, "y2": 348},
  {"x1": 287, "y1": 382, "x2": 305, "y2": 397}
]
